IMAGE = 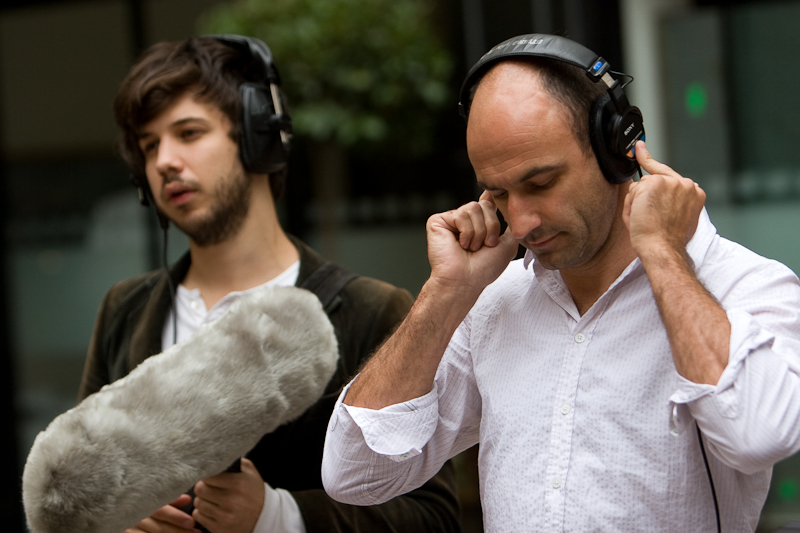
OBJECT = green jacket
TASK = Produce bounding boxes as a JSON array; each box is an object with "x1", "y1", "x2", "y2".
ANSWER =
[{"x1": 78, "y1": 237, "x2": 460, "y2": 533}]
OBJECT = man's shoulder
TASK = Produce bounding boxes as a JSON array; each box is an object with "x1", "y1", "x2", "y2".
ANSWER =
[
  {"x1": 705, "y1": 233, "x2": 797, "y2": 281},
  {"x1": 344, "y1": 274, "x2": 412, "y2": 299},
  {"x1": 695, "y1": 232, "x2": 800, "y2": 309},
  {"x1": 292, "y1": 236, "x2": 414, "y2": 312},
  {"x1": 331, "y1": 273, "x2": 414, "y2": 322},
  {"x1": 99, "y1": 268, "x2": 165, "y2": 316}
]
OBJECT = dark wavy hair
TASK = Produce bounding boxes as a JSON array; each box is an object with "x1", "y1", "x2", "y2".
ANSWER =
[{"x1": 114, "y1": 37, "x2": 286, "y2": 198}]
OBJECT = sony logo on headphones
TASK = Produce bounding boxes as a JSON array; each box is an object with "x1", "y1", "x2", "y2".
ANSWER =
[{"x1": 624, "y1": 123, "x2": 635, "y2": 136}]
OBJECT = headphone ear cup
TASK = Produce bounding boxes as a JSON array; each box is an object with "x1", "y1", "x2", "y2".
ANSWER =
[
  {"x1": 589, "y1": 94, "x2": 638, "y2": 184},
  {"x1": 239, "y1": 82, "x2": 288, "y2": 174}
]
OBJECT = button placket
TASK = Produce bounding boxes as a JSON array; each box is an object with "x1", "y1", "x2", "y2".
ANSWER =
[{"x1": 543, "y1": 319, "x2": 598, "y2": 530}]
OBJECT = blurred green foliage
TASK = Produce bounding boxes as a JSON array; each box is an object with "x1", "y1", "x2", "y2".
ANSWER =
[{"x1": 198, "y1": 0, "x2": 454, "y2": 155}]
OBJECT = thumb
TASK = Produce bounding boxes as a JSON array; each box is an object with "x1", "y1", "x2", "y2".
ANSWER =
[
  {"x1": 169, "y1": 493, "x2": 193, "y2": 508},
  {"x1": 497, "y1": 227, "x2": 520, "y2": 259}
]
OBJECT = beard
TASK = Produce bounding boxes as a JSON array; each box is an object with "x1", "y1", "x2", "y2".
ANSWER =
[
  {"x1": 173, "y1": 166, "x2": 252, "y2": 247},
  {"x1": 521, "y1": 191, "x2": 619, "y2": 271}
]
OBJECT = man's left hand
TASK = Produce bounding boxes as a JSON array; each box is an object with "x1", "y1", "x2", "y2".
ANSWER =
[
  {"x1": 623, "y1": 140, "x2": 706, "y2": 259},
  {"x1": 192, "y1": 457, "x2": 264, "y2": 533}
]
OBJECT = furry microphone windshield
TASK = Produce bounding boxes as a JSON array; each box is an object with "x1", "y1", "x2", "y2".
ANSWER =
[{"x1": 22, "y1": 286, "x2": 339, "y2": 533}]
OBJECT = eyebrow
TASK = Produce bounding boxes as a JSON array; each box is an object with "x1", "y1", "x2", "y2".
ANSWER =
[{"x1": 477, "y1": 163, "x2": 562, "y2": 190}]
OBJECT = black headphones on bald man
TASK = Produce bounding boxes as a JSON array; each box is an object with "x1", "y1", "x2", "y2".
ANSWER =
[
  {"x1": 133, "y1": 34, "x2": 292, "y2": 206},
  {"x1": 458, "y1": 34, "x2": 644, "y2": 184}
]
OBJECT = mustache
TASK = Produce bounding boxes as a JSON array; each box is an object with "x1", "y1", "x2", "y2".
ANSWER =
[
  {"x1": 159, "y1": 175, "x2": 199, "y2": 201},
  {"x1": 518, "y1": 225, "x2": 559, "y2": 245}
]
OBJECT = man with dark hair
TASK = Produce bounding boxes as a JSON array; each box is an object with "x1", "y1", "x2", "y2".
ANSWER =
[
  {"x1": 322, "y1": 35, "x2": 800, "y2": 531},
  {"x1": 78, "y1": 36, "x2": 459, "y2": 533}
]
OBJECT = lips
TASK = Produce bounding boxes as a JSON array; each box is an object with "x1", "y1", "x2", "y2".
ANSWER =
[
  {"x1": 162, "y1": 181, "x2": 198, "y2": 206},
  {"x1": 524, "y1": 233, "x2": 559, "y2": 250}
]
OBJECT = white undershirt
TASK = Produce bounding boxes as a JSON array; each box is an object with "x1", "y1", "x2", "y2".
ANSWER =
[{"x1": 162, "y1": 260, "x2": 306, "y2": 533}]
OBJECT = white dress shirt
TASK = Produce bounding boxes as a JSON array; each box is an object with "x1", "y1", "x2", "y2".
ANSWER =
[
  {"x1": 322, "y1": 210, "x2": 800, "y2": 532},
  {"x1": 163, "y1": 261, "x2": 306, "y2": 533}
]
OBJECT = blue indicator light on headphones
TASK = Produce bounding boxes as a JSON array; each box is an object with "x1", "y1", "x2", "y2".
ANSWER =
[{"x1": 593, "y1": 61, "x2": 604, "y2": 71}]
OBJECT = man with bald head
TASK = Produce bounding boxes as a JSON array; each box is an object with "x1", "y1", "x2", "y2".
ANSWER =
[{"x1": 321, "y1": 35, "x2": 800, "y2": 531}]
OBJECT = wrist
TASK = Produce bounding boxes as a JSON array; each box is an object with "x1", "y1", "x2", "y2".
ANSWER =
[
  {"x1": 422, "y1": 277, "x2": 483, "y2": 329},
  {"x1": 634, "y1": 238, "x2": 689, "y2": 268}
]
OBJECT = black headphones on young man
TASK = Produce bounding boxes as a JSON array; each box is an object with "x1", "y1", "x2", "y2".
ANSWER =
[
  {"x1": 211, "y1": 34, "x2": 292, "y2": 175},
  {"x1": 133, "y1": 34, "x2": 292, "y2": 207},
  {"x1": 458, "y1": 34, "x2": 645, "y2": 184}
]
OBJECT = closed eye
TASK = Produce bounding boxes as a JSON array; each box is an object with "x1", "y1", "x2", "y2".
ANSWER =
[
  {"x1": 140, "y1": 138, "x2": 159, "y2": 155},
  {"x1": 180, "y1": 128, "x2": 203, "y2": 141}
]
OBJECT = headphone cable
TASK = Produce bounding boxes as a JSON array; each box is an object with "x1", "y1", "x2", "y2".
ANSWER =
[
  {"x1": 161, "y1": 221, "x2": 177, "y2": 347},
  {"x1": 151, "y1": 205, "x2": 178, "y2": 347},
  {"x1": 696, "y1": 422, "x2": 721, "y2": 533}
]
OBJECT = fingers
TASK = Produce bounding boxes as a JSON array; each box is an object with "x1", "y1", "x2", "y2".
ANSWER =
[
  {"x1": 478, "y1": 189, "x2": 495, "y2": 206},
  {"x1": 436, "y1": 200, "x2": 502, "y2": 252},
  {"x1": 634, "y1": 141, "x2": 676, "y2": 179},
  {"x1": 192, "y1": 495, "x2": 223, "y2": 528},
  {"x1": 169, "y1": 494, "x2": 193, "y2": 509},
  {"x1": 124, "y1": 502, "x2": 198, "y2": 533}
]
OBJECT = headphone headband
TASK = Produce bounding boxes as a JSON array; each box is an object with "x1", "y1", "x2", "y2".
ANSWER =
[
  {"x1": 457, "y1": 33, "x2": 644, "y2": 184},
  {"x1": 204, "y1": 34, "x2": 292, "y2": 175},
  {"x1": 459, "y1": 34, "x2": 613, "y2": 119},
  {"x1": 205, "y1": 34, "x2": 282, "y2": 86}
]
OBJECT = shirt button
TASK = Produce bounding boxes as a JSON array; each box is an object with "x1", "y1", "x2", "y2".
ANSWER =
[
  {"x1": 552, "y1": 478, "x2": 562, "y2": 489},
  {"x1": 574, "y1": 332, "x2": 585, "y2": 343},
  {"x1": 560, "y1": 404, "x2": 571, "y2": 415},
  {"x1": 191, "y1": 300, "x2": 201, "y2": 310}
]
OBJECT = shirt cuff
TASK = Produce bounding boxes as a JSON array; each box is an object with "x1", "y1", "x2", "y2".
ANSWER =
[
  {"x1": 252, "y1": 482, "x2": 306, "y2": 533},
  {"x1": 338, "y1": 380, "x2": 439, "y2": 461},
  {"x1": 668, "y1": 308, "x2": 775, "y2": 434}
]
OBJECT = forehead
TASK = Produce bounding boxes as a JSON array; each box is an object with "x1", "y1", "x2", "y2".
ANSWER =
[
  {"x1": 138, "y1": 93, "x2": 229, "y2": 135},
  {"x1": 465, "y1": 63, "x2": 578, "y2": 181}
]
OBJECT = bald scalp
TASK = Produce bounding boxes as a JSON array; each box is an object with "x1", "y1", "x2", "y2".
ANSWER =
[{"x1": 466, "y1": 58, "x2": 605, "y2": 157}]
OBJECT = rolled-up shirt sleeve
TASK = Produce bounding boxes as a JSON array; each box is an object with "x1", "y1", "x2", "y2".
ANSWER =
[
  {"x1": 342, "y1": 385, "x2": 439, "y2": 460},
  {"x1": 670, "y1": 303, "x2": 800, "y2": 474},
  {"x1": 322, "y1": 320, "x2": 481, "y2": 505}
]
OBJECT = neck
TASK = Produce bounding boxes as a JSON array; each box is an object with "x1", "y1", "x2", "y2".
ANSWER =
[
  {"x1": 560, "y1": 184, "x2": 637, "y2": 315},
  {"x1": 182, "y1": 180, "x2": 299, "y2": 309}
]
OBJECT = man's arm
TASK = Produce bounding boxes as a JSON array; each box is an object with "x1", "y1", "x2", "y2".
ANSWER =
[
  {"x1": 624, "y1": 140, "x2": 728, "y2": 386},
  {"x1": 322, "y1": 201, "x2": 515, "y2": 508},
  {"x1": 345, "y1": 200, "x2": 518, "y2": 409},
  {"x1": 626, "y1": 141, "x2": 800, "y2": 473}
]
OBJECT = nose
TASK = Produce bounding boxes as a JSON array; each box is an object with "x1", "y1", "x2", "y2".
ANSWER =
[
  {"x1": 505, "y1": 193, "x2": 542, "y2": 240},
  {"x1": 153, "y1": 136, "x2": 184, "y2": 178}
]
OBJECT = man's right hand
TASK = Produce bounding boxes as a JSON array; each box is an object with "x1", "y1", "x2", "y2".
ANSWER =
[
  {"x1": 426, "y1": 194, "x2": 518, "y2": 298},
  {"x1": 344, "y1": 195, "x2": 517, "y2": 409},
  {"x1": 125, "y1": 495, "x2": 200, "y2": 533}
]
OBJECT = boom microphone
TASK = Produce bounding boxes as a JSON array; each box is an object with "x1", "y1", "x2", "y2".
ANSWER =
[{"x1": 22, "y1": 286, "x2": 339, "y2": 533}]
